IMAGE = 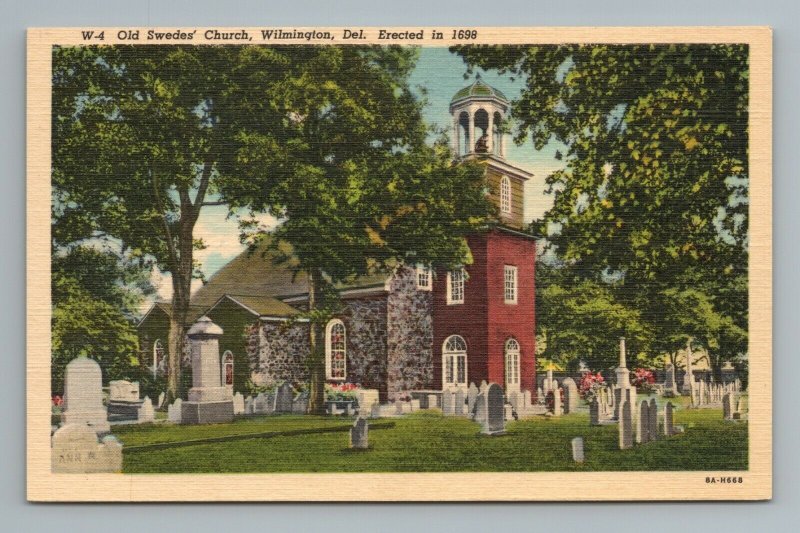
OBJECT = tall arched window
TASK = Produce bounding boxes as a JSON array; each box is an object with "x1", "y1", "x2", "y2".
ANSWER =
[
  {"x1": 325, "y1": 319, "x2": 347, "y2": 380},
  {"x1": 500, "y1": 176, "x2": 511, "y2": 214},
  {"x1": 152, "y1": 339, "x2": 164, "y2": 379},
  {"x1": 505, "y1": 338, "x2": 521, "y2": 392},
  {"x1": 222, "y1": 350, "x2": 234, "y2": 387},
  {"x1": 443, "y1": 335, "x2": 468, "y2": 389}
]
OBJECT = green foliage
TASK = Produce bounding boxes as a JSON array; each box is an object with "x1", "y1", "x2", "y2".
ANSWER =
[
  {"x1": 455, "y1": 44, "x2": 749, "y2": 373},
  {"x1": 51, "y1": 246, "x2": 153, "y2": 394}
]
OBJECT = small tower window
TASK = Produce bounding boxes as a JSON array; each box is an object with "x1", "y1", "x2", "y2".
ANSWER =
[
  {"x1": 504, "y1": 265, "x2": 518, "y2": 304},
  {"x1": 500, "y1": 176, "x2": 512, "y2": 214},
  {"x1": 447, "y1": 269, "x2": 465, "y2": 305}
]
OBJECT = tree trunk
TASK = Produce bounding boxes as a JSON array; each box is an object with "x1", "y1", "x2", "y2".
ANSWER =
[
  {"x1": 165, "y1": 229, "x2": 195, "y2": 404},
  {"x1": 306, "y1": 268, "x2": 327, "y2": 414},
  {"x1": 710, "y1": 354, "x2": 724, "y2": 384}
]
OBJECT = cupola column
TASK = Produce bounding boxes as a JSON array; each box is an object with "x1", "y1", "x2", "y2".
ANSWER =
[
  {"x1": 486, "y1": 112, "x2": 494, "y2": 154},
  {"x1": 452, "y1": 114, "x2": 460, "y2": 155},
  {"x1": 468, "y1": 110, "x2": 476, "y2": 154}
]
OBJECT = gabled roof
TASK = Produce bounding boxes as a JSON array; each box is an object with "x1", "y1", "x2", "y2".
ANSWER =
[
  {"x1": 138, "y1": 236, "x2": 390, "y2": 326},
  {"x1": 207, "y1": 294, "x2": 301, "y2": 319}
]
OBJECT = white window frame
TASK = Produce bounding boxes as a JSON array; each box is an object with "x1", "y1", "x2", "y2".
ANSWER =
[
  {"x1": 325, "y1": 319, "x2": 347, "y2": 381},
  {"x1": 447, "y1": 269, "x2": 465, "y2": 305},
  {"x1": 222, "y1": 350, "x2": 234, "y2": 388},
  {"x1": 505, "y1": 338, "x2": 521, "y2": 392},
  {"x1": 500, "y1": 175, "x2": 512, "y2": 214},
  {"x1": 416, "y1": 264, "x2": 432, "y2": 291},
  {"x1": 443, "y1": 335, "x2": 468, "y2": 389},
  {"x1": 504, "y1": 265, "x2": 518, "y2": 304}
]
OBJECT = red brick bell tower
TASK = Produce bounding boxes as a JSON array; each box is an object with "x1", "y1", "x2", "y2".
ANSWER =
[{"x1": 432, "y1": 75, "x2": 537, "y2": 395}]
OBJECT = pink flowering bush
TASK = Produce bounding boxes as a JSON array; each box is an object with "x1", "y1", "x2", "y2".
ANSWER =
[
  {"x1": 52, "y1": 395, "x2": 63, "y2": 407},
  {"x1": 578, "y1": 372, "x2": 606, "y2": 400},
  {"x1": 632, "y1": 368, "x2": 656, "y2": 393}
]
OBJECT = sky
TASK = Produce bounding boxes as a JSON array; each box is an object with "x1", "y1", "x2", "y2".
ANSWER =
[{"x1": 149, "y1": 47, "x2": 566, "y2": 306}]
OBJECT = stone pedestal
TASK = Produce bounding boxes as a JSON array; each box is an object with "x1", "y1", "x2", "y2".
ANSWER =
[{"x1": 181, "y1": 317, "x2": 233, "y2": 424}]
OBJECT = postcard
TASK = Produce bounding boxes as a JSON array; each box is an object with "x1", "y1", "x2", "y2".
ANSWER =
[{"x1": 27, "y1": 26, "x2": 771, "y2": 501}]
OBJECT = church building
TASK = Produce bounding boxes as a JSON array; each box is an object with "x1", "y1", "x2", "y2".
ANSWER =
[{"x1": 138, "y1": 76, "x2": 538, "y2": 402}]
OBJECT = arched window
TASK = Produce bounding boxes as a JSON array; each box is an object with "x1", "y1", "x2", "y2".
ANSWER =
[
  {"x1": 500, "y1": 176, "x2": 511, "y2": 214},
  {"x1": 443, "y1": 335, "x2": 468, "y2": 389},
  {"x1": 222, "y1": 351, "x2": 234, "y2": 387},
  {"x1": 152, "y1": 339, "x2": 164, "y2": 379},
  {"x1": 505, "y1": 338, "x2": 521, "y2": 392},
  {"x1": 325, "y1": 319, "x2": 347, "y2": 380}
]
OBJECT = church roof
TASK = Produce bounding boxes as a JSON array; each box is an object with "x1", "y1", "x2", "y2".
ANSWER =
[
  {"x1": 451, "y1": 74, "x2": 508, "y2": 104},
  {"x1": 139, "y1": 236, "x2": 390, "y2": 325},
  {"x1": 208, "y1": 294, "x2": 302, "y2": 319}
]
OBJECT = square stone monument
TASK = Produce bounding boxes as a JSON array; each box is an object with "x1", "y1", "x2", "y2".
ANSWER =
[{"x1": 181, "y1": 316, "x2": 234, "y2": 424}]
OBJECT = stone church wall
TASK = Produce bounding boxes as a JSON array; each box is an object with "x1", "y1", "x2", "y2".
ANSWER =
[
  {"x1": 247, "y1": 321, "x2": 310, "y2": 387},
  {"x1": 342, "y1": 297, "x2": 389, "y2": 400},
  {"x1": 386, "y1": 266, "x2": 434, "y2": 399}
]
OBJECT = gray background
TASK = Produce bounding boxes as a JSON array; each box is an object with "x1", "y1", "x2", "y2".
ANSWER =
[{"x1": 1, "y1": 0, "x2": 794, "y2": 531}]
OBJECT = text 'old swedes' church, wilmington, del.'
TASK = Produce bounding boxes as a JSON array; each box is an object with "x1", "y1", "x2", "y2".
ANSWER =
[{"x1": 138, "y1": 76, "x2": 538, "y2": 402}]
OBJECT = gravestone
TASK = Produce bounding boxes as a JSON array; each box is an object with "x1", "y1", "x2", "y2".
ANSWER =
[
  {"x1": 571, "y1": 437, "x2": 585, "y2": 463},
  {"x1": 562, "y1": 378, "x2": 578, "y2": 414},
  {"x1": 523, "y1": 390, "x2": 532, "y2": 410},
  {"x1": 181, "y1": 316, "x2": 234, "y2": 424},
  {"x1": 664, "y1": 364, "x2": 678, "y2": 396},
  {"x1": 275, "y1": 382, "x2": 294, "y2": 413},
  {"x1": 292, "y1": 391, "x2": 309, "y2": 414},
  {"x1": 167, "y1": 399, "x2": 182, "y2": 423},
  {"x1": 410, "y1": 399, "x2": 421, "y2": 411},
  {"x1": 138, "y1": 396, "x2": 155, "y2": 423},
  {"x1": 590, "y1": 398, "x2": 600, "y2": 426},
  {"x1": 636, "y1": 400, "x2": 649, "y2": 444},
  {"x1": 537, "y1": 386, "x2": 544, "y2": 404},
  {"x1": 356, "y1": 389, "x2": 380, "y2": 412},
  {"x1": 508, "y1": 391, "x2": 520, "y2": 412},
  {"x1": 552, "y1": 388, "x2": 563, "y2": 416},
  {"x1": 442, "y1": 389, "x2": 455, "y2": 416},
  {"x1": 395, "y1": 400, "x2": 404, "y2": 415},
  {"x1": 682, "y1": 339, "x2": 695, "y2": 394},
  {"x1": 233, "y1": 392, "x2": 245, "y2": 415},
  {"x1": 61, "y1": 356, "x2": 110, "y2": 434},
  {"x1": 737, "y1": 395, "x2": 748, "y2": 414},
  {"x1": 483, "y1": 383, "x2": 506, "y2": 435},
  {"x1": 467, "y1": 383, "x2": 479, "y2": 412},
  {"x1": 454, "y1": 389, "x2": 466, "y2": 415},
  {"x1": 109, "y1": 380, "x2": 139, "y2": 402},
  {"x1": 722, "y1": 392, "x2": 733, "y2": 420},
  {"x1": 543, "y1": 369, "x2": 554, "y2": 395},
  {"x1": 370, "y1": 402, "x2": 381, "y2": 418},
  {"x1": 157, "y1": 392, "x2": 166, "y2": 409},
  {"x1": 648, "y1": 398, "x2": 658, "y2": 440},
  {"x1": 619, "y1": 400, "x2": 633, "y2": 450},
  {"x1": 51, "y1": 424, "x2": 122, "y2": 473},
  {"x1": 244, "y1": 395, "x2": 254, "y2": 415},
  {"x1": 349, "y1": 417, "x2": 369, "y2": 449},
  {"x1": 427, "y1": 394, "x2": 439, "y2": 410},
  {"x1": 663, "y1": 402, "x2": 674, "y2": 436}
]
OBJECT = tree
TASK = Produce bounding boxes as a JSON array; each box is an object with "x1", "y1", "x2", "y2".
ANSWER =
[
  {"x1": 54, "y1": 46, "x2": 249, "y2": 401},
  {"x1": 454, "y1": 44, "x2": 749, "y2": 369},
  {"x1": 51, "y1": 246, "x2": 151, "y2": 394},
  {"x1": 217, "y1": 46, "x2": 493, "y2": 413}
]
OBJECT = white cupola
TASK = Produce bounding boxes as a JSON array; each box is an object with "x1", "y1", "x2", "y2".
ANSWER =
[{"x1": 449, "y1": 73, "x2": 510, "y2": 158}]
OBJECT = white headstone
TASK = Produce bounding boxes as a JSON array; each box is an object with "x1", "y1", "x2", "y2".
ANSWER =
[
  {"x1": 663, "y1": 402, "x2": 674, "y2": 436},
  {"x1": 562, "y1": 378, "x2": 578, "y2": 414},
  {"x1": 552, "y1": 388, "x2": 563, "y2": 416},
  {"x1": 508, "y1": 391, "x2": 520, "y2": 412},
  {"x1": 109, "y1": 380, "x2": 139, "y2": 402},
  {"x1": 483, "y1": 383, "x2": 506, "y2": 435},
  {"x1": 442, "y1": 390, "x2": 455, "y2": 416},
  {"x1": 454, "y1": 389, "x2": 466, "y2": 415},
  {"x1": 571, "y1": 437, "x2": 585, "y2": 463},
  {"x1": 426, "y1": 394, "x2": 439, "y2": 410},
  {"x1": 370, "y1": 401, "x2": 381, "y2": 418},
  {"x1": 167, "y1": 399, "x2": 183, "y2": 423},
  {"x1": 51, "y1": 424, "x2": 122, "y2": 473},
  {"x1": 233, "y1": 392, "x2": 245, "y2": 415},
  {"x1": 590, "y1": 398, "x2": 600, "y2": 426},
  {"x1": 467, "y1": 383, "x2": 479, "y2": 412},
  {"x1": 636, "y1": 400, "x2": 649, "y2": 444},
  {"x1": 157, "y1": 392, "x2": 166, "y2": 408},
  {"x1": 648, "y1": 398, "x2": 658, "y2": 440},
  {"x1": 61, "y1": 357, "x2": 110, "y2": 434},
  {"x1": 138, "y1": 396, "x2": 155, "y2": 423}
]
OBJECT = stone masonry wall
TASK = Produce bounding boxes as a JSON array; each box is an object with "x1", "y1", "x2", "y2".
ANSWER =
[
  {"x1": 342, "y1": 297, "x2": 389, "y2": 399},
  {"x1": 247, "y1": 321, "x2": 310, "y2": 387},
  {"x1": 386, "y1": 266, "x2": 434, "y2": 400}
]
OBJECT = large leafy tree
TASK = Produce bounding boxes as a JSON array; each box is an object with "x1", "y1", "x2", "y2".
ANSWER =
[
  {"x1": 54, "y1": 45, "x2": 262, "y2": 401},
  {"x1": 219, "y1": 46, "x2": 493, "y2": 413},
  {"x1": 54, "y1": 45, "x2": 492, "y2": 409},
  {"x1": 455, "y1": 44, "x2": 749, "y2": 370}
]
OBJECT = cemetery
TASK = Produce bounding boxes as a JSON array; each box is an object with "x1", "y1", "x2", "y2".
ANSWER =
[{"x1": 52, "y1": 328, "x2": 748, "y2": 474}]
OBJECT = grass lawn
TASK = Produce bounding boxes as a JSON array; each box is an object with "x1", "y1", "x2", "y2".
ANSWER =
[{"x1": 117, "y1": 396, "x2": 748, "y2": 473}]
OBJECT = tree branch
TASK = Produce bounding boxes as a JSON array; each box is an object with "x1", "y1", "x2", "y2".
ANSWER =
[{"x1": 151, "y1": 170, "x2": 180, "y2": 275}]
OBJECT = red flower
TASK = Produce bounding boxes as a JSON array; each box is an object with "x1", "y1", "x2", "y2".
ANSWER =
[{"x1": 52, "y1": 395, "x2": 63, "y2": 407}]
